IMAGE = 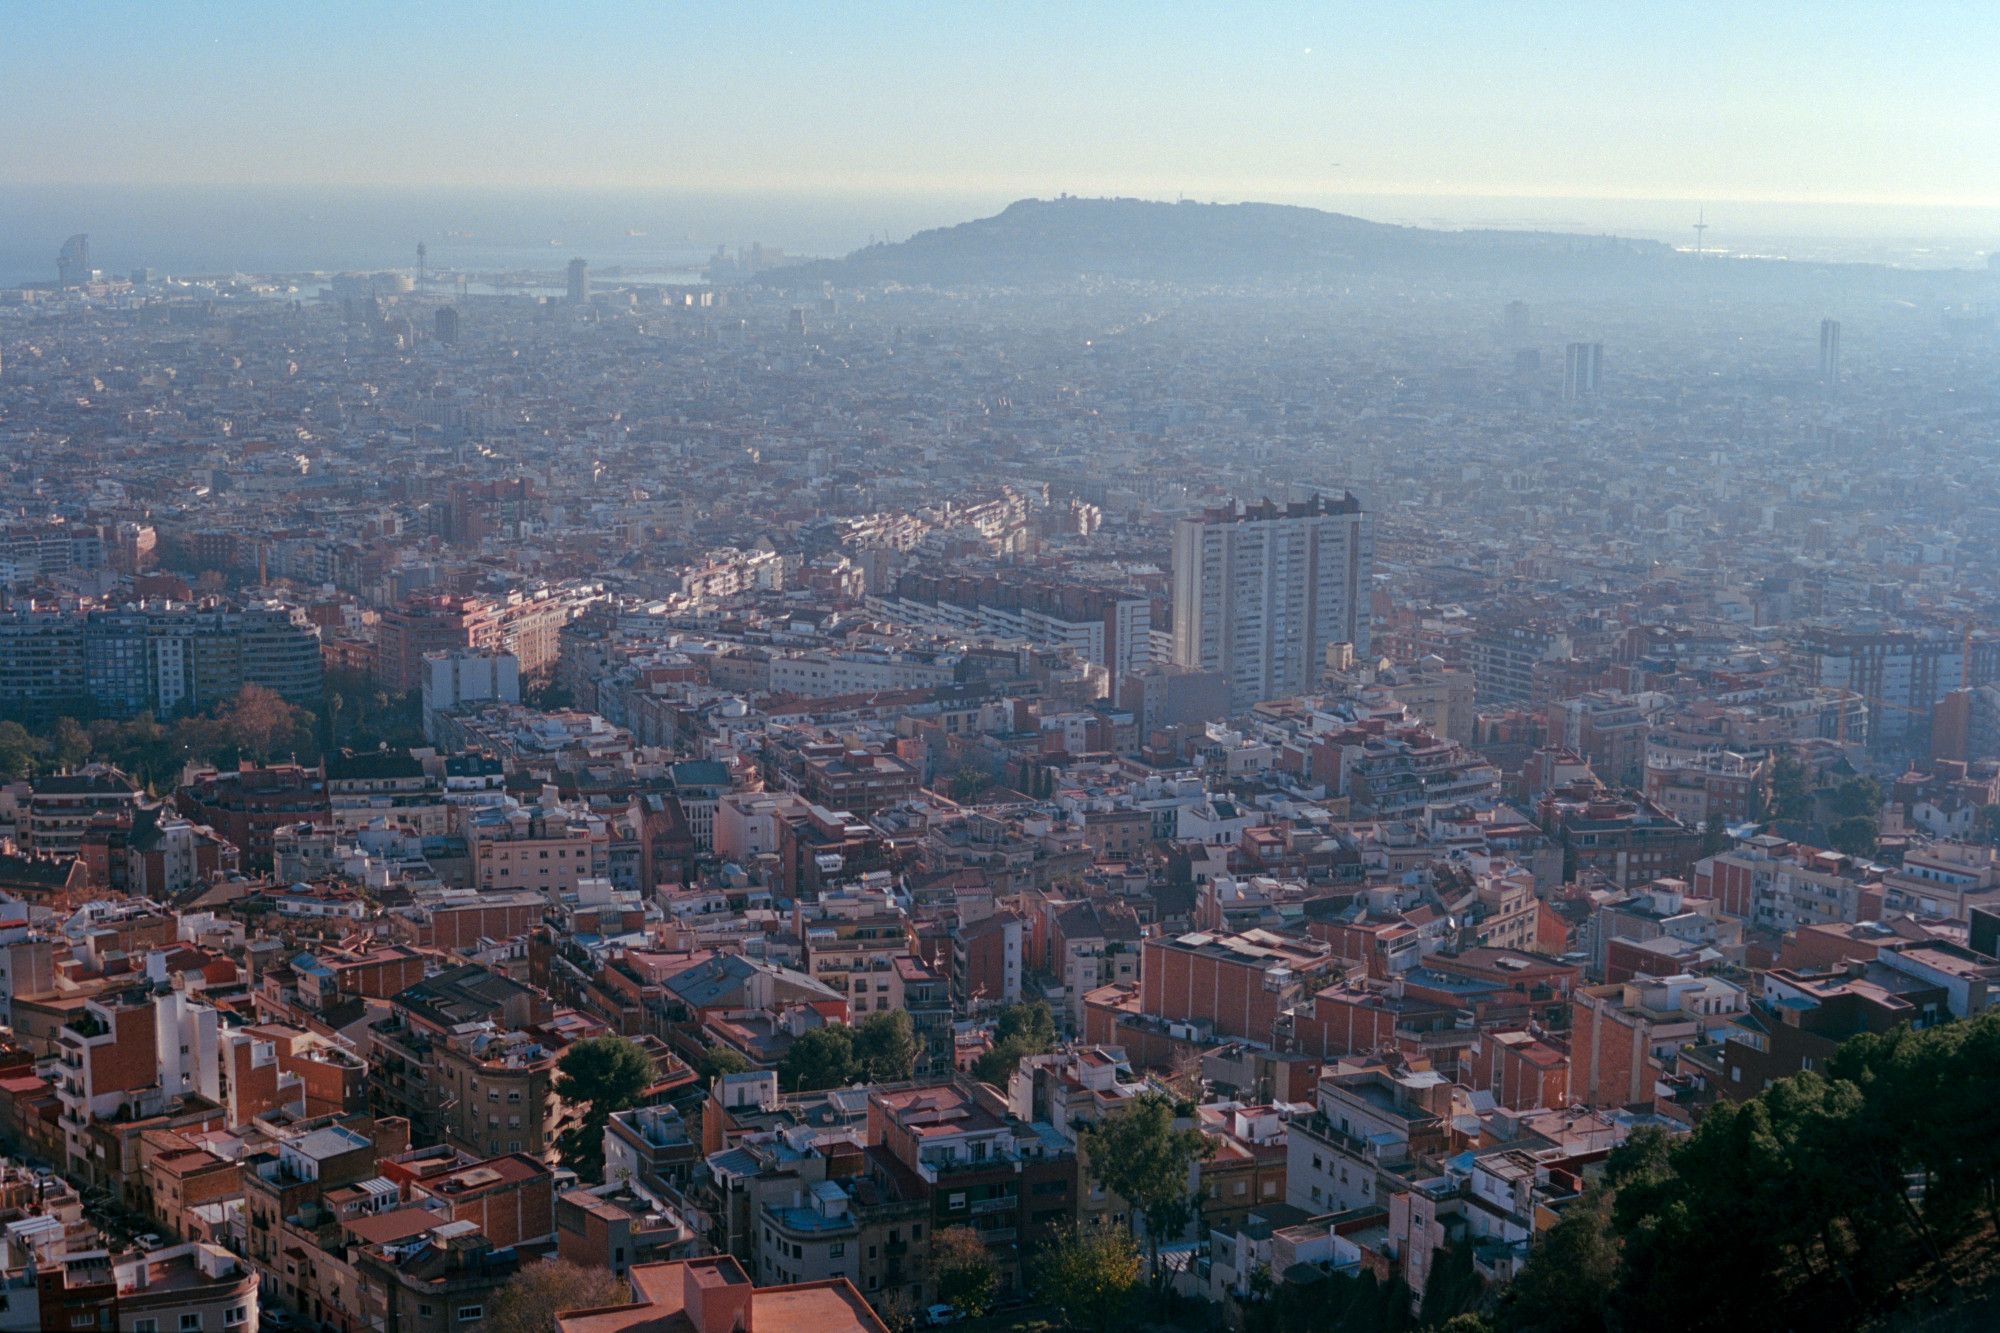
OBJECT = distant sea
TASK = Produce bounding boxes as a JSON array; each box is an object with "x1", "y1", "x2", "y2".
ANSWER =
[{"x1": 3, "y1": 184, "x2": 1997, "y2": 287}]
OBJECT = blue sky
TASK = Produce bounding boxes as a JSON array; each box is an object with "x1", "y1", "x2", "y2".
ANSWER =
[{"x1": 3, "y1": 1, "x2": 1995, "y2": 207}]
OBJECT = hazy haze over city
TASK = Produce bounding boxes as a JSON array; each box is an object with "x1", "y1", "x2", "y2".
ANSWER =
[{"x1": 4, "y1": 8, "x2": 2000, "y2": 1333}]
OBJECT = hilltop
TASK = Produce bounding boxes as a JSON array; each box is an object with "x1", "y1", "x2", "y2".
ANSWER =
[
  {"x1": 774, "y1": 195, "x2": 1678, "y2": 289},
  {"x1": 768, "y1": 195, "x2": 1969, "y2": 297}
]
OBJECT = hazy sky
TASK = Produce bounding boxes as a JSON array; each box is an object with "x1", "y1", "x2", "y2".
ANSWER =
[{"x1": 4, "y1": 1, "x2": 1996, "y2": 207}]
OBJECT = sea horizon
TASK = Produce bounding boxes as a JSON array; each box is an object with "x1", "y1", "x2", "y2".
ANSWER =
[{"x1": 4, "y1": 182, "x2": 1998, "y2": 288}]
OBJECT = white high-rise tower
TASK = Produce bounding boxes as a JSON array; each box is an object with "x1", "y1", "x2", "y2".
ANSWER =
[{"x1": 1171, "y1": 494, "x2": 1373, "y2": 711}]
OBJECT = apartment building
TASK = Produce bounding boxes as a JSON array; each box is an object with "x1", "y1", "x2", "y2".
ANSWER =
[
  {"x1": 466, "y1": 798, "x2": 611, "y2": 896},
  {"x1": 1570, "y1": 974, "x2": 1746, "y2": 1109},
  {"x1": 1172, "y1": 494, "x2": 1373, "y2": 711},
  {"x1": 0, "y1": 603, "x2": 322, "y2": 718},
  {"x1": 367, "y1": 965, "x2": 562, "y2": 1160},
  {"x1": 23, "y1": 765, "x2": 142, "y2": 858},
  {"x1": 868, "y1": 1079, "x2": 1078, "y2": 1301},
  {"x1": 1138, "y1": 928, "x2": 1338, "y2": 1046}
]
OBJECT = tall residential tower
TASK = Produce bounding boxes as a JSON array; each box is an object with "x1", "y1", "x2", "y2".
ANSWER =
[{"x1": 1171, "y1": 494, "x2": 1373, "y2": 711}]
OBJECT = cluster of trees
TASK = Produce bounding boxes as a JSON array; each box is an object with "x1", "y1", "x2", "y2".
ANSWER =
[
  {"x1": 1483, "y1": 1008, "x2": 2000, "y2": 1333},
  {"x1": 1240, "y1": 1268, "x2": 1428, "y2": 1333},
  {"x1": 1768, "y1": 758, "x2": 1883, "y2": 858},
  {"x1": 1241, "y1": 1013, "x2": 2000, "y2": 1333},
  {"x1": 918, "y1": 1221, "x2": 1146, "y2": 1331},
  {"x1": 553, "y1": 1035, "x2": 656, "y2": 1181},
  {"x1": 0, "y1": 684, "x2": 321, "y2": 790},
  {"x1": 947, "y1": 767, "x2": 996, "y2": 802},
  {"x1": 778, "y1": 1010, "x2": 921, "y2": 1092},
  {"x1": 972, "y1": 1000, "x2": 1058, "y2": 1084},
  {"x1": 322, "y1": 669, "x2": 424, "y2": 753},
  {"x1": 0, "y1": 673, "x2": 428, "y2": 793}
]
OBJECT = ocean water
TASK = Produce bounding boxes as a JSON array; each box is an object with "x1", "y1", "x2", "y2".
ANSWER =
[
  {"x1": 2, "y1": 184, "x2": 1996, "y2": 287},
  {"x1": 0, "y1": 184, "x2": 1006, "y2": 287}
]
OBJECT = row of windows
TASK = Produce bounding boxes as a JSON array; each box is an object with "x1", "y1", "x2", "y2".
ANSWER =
[{"x1": 129, "y1": 1311, "x2": 251, "y2": 1333}]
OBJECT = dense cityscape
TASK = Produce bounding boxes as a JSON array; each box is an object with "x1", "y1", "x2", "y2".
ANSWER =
[{"x1": 7, "y1": 46, "x2": 2000, "y2": 1333}]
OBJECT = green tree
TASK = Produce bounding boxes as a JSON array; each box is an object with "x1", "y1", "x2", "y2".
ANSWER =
[
  {"x1": 0, "y1": 721, "x2": 42, "y2": 780},
  {"x1": 1977, "y1": 804, "x2": 2000, "y2": 846},
  {"x1": 1498, "y1": 1015, "x2": 2000, "y2": 1333},
  {"x1": 50, "y1": 717, "x2": 91, "y2": 771},
  {"x1": 489, "y1": 1258, "x2": 628, "y2": 1333},
  {"x1": 1241, "y1": 1267, "x2": 1417, "y2": 1333},
  {"x1": 1769, "y1": 754, "x2": 1812, "y2": 823},
  {"x1": 780, "y1": 1023, "x2": 857, "y2": 1092},
  {"x1": 1037, "y1": 1223, "x2": 1142, "y2": 1329},
  {"x1": 696, "y1": 1044, "x2": 753, "y2": 1081},
  {"x1": 1420, "y1": 1242, "x2": 1484, "y2": 1326},
  {"x1": 974, "y1": 1000, "x2": 1058, "y2": 1084},
  {"x1": 1077, "y1": 1091, "x2": 1215, "y2": 1302},
  {"x1": 1827, "y1": 815, "x2": 1878, "y2": 859},
  {"x1": 1495, "y1": 1192, "x2": 1616, "y2": 1333},
  {"x1": 1828, "y1": 775, "x2": 1881, "y2": 821},
  {"x1": 853, "y1": 1009, "x2": 920, "y2": 1083},
  {"x1": 553, "y1": 1036, "x2": 656, "y2": 1181},
  {"x1": 1435, "y1": 1318, "x2": 1496, "y2": 1333},
  {"x1": 928, "y1": 1224, "x2": 999, "y2": 1318}
]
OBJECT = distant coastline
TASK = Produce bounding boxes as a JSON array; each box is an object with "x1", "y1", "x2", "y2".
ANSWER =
[{"x1": 3, "y1": 183, "x2": 1996, "y2": 287}]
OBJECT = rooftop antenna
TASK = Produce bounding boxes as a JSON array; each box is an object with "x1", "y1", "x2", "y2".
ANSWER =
[{"x1": 1692, "y1": 208, "x2": 1708, "y2": 258}]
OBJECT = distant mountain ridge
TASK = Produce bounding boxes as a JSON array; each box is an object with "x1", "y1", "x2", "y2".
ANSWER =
[{"x1": 776, "y1": 195, "x2": 1679, "y2": 288}]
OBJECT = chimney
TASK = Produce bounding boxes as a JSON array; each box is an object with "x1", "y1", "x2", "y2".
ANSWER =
[{"x1": 682, "y1": 1258, "x2": 754, "y2": 1333}]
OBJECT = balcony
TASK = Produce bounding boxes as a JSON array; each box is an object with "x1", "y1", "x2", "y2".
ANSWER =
[
  {"x1": 968, "y1": 1195, "x2": 1017, "y2": 1216},
  {"x1": 923, "y1": 1153, "x2": 1023, "y2": 1181}
]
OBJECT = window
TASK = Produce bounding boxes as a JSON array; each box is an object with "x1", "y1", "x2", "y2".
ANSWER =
[
  {"x1": 830, "y1": 1243, "x2": 846, "y2": 1258},
  {"x1": 457, "y1": 1306, "x2": 484, "y2": 1322},
  {"x1": 181, "y1": 1317, "x2": 204, "y2": 1333},
  {"x1": 133, "y1": 1322, "x2": 158, "y2": 1333},
  {"x1": 224, "y1": 1309, "x2": 248, "y2": 1328}
]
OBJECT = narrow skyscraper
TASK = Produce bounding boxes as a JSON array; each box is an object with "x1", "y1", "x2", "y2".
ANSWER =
[
  {"x1": 1562, "y1": 342, "x2": 1603, "y2": 401},
  {"x1": 1819, "y1": 318, "x2": 1841, "y2": 393},
  {"x1": 566, "y1": 257, "x2": 590, "y2": 304},
  {"x1": 56, "y1": 233, "x2": 90, "y2": 287}
]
